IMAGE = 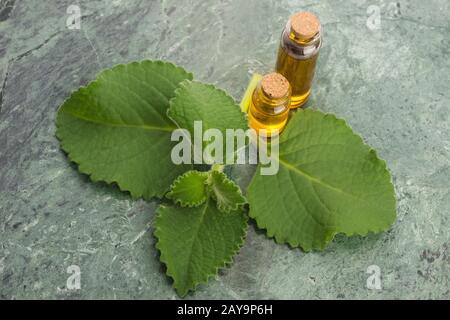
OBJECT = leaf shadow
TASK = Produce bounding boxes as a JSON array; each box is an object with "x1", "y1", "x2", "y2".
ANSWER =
[
  {"x1": 65, "y1": 157, "x2": 166, "y2": 203},
  {"x1": 247, "y1": 212, "x2": 390, "y2": 254}
]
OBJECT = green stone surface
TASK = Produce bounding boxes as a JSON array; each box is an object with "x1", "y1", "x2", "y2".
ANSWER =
[{"x1": 0, "y1": 0, "x2": 449, "y2": 299}]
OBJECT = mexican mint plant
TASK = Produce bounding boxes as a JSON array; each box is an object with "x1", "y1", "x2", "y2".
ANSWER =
[{"x1": 56, "y1": 60, "x2": 396, "y2": 296}]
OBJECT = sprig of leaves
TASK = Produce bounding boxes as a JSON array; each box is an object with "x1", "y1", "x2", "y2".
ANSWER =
[{"x1": 56, "y1": 60, "x2": 397, "y2": 297}]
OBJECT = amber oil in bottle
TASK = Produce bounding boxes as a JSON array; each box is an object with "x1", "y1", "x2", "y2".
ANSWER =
[
  {"x1": 275, "y1": 12, "x2": 322, "y2": 108},
  {"x1": 248, "y1": 73, "x2": 291, "y2": 136}
]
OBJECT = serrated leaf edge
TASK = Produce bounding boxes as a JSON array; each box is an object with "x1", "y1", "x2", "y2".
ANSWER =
[
  {"x1": 154, "y1": 204, "x2": 249, "y2": 297},
  {"x1": 248, "y1": 108, "x2": 397, "y2": 251},
  {"x1": 55, "y1": 60, "x2": 194, "y2": 200},
  {"x1": 208, "y1": 171, "x2": 247, "y2": 214},
  {"x1": 166, "y1": 170, "x2": 209, "y2": 207}
]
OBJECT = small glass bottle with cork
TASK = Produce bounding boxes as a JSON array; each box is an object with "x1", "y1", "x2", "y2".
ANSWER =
[
  {"x1": 248, "y1": 72, "x2": 292, "y2": 136},
  {"x1": 243, "y1": 11, "x2": 322, "y2": 135},
  {"x1": 275, "y1": 11, "x2": 322, "y2": 109}
]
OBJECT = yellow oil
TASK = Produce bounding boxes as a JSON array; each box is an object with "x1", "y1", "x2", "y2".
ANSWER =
[
  {"x1": 276, "y1": 46, "x2": 318, "y2": 108},
  {"x1": 248, "y1": 81, "x2": 290, "y2": 136}
]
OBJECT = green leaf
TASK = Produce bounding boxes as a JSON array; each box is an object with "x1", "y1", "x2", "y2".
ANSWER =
[
  {"x1": 208, "y1": 170, "x2": 247, "y2": 213},
  {"x1": 56, "y1": 60, "x2": 193, "y2": 199},
  {"x1": 155, "y1": 199, "x2": 248, "y2": 296},
  {"x1": 167, "y1": 81, "x2": 248, "y2": 160},
  {"x1": 247, "y1": 109, "x2": 396, "y2": 251},
  {"x1": 166, "y1": 170, "x2": 209, "y2": 207}
]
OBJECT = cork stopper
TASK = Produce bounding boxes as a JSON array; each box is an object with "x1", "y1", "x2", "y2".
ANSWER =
[
  {"x1": 260, "y1": 73, "x2": 290, "y2": 100},
  {"x1": 290, "y1": 11, "x2": 320, "y2": 40}
]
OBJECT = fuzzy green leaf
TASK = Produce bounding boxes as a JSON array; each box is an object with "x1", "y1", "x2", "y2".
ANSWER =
[
  {"x1": 166, "y1": 170, "x2": 209, "y2": 207},
  {"x1": 247, "y1": 109, "x2": 396, "y2": 251},
  {"x1": 155, "y1": 199, "x2": 248, "y2": 296},
  {"x1": 208, "y1": 170, "x2": 247, "y2": 213},
  {"x1": 56, "y1": 61, "x2": 193, "y2": 199},
  {"x1": 167, "y1": 81, "x2": 248, "y2": 161}
]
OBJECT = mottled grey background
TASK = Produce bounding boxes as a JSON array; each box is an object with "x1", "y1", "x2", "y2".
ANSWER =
[{"x1": 0, "y1": 0, "x2": 449, "y2": 299}]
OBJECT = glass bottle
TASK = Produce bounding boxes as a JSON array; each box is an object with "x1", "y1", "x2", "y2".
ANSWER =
[
  {"x1": 275, "y1": 12, "x2": 322, "y2": 109},
  {"x1": 248, "y1": 72, "x2": 291, "y2": 136}
]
